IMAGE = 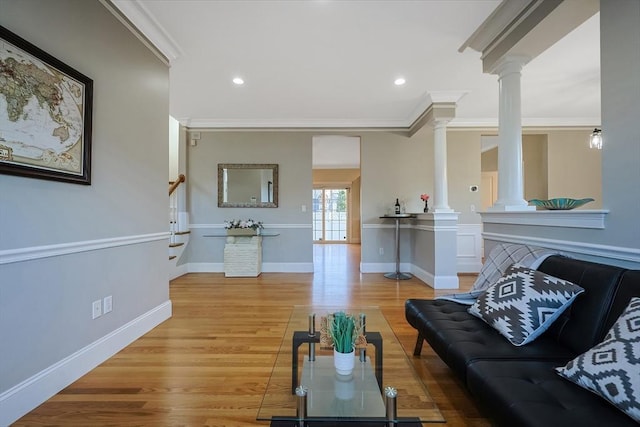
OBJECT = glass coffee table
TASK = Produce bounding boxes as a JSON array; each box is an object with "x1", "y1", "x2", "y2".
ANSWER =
[{"x1": 257, "y1": 306, "x2": 444, "y2": 425}]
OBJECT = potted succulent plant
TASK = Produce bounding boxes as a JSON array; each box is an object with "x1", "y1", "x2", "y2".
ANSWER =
[{"x1": 321, "y1": 311, "x2": 366, "y2": 375}]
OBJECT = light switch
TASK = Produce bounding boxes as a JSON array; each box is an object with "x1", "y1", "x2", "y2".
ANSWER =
[{"x1": 301, "y1": 205, "x2": 307, "y2": 212}]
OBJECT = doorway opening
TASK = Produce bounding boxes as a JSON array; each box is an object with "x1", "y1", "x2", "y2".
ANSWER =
[
  {"x1": 312, "y1": 135, "x2": 361, "y2": 245},
  {"x1": 313, "y1": 188, "x2": 348, "y2": 242}
]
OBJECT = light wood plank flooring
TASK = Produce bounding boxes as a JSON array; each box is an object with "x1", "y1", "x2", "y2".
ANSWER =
[{"x1": 15, "y1": 244, "x2": 490, "y2": 426}]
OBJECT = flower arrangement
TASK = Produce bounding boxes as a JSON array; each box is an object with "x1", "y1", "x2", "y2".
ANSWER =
[
  {"x1": 223, "y1": 219, "x2": 263, "y2": 230},
  {"x1": 420, "y1": 194, "x2": 430, "y2": 213},
  {"x1": 320, "y1": 311, "x2": 366, "y2": 354}
]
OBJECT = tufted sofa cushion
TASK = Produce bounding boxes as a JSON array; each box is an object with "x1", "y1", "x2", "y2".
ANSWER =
[
  {"x1": 405, "y1": 298, "x2": 575, "y2": 381},
  {"x1": 466, "y1": 360, "x2": 637, "y2": 427}
]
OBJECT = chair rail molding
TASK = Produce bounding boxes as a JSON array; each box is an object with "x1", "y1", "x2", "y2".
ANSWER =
[
  {"x1": 480, "y1": 210, "x2": 608, "y2": 229},
  {"x1": 0, "y1": 232, "x2": 170, "y2": 265}
]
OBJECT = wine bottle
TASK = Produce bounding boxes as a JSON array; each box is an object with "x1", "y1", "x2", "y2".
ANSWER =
[{"x1": 395, "y1": 198, "x2": 401, "y2": 214}]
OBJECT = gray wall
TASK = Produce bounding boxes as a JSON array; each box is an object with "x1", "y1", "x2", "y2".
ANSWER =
[
  {"x1": 183, "y1": 131, "x2": 314, "y2": 266},
  {"x1": 0, "y1": 0, "x2": 170, "y2": 409},
  {"x1": 600, "y1": 0, "x2": 640, "y2": 251}
]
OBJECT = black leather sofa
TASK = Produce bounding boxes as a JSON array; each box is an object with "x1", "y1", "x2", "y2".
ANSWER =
[{"x1": 405, "y1": 256, "x2": 640, "y2": 427}]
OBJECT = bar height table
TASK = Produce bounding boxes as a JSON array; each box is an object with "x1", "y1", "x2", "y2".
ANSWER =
[{"x1": 380, "y1": 214, "x2": 416, "y2": 280}]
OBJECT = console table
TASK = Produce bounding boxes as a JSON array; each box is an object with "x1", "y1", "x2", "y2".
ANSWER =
[
  {"x1": 380, "y1": 214, "x2": 416, "y2": 280},
  {"x1": 203, "y1": 233, "x2": 280, "y2": 277}
]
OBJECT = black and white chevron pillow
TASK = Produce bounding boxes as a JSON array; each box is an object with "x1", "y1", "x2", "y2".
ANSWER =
[
  {"x1": 556, "y1": 297, "x2": 640, "y2": 422},
  {"x1": 468, "y1": 263, "x2": 584, "y2": 346}
]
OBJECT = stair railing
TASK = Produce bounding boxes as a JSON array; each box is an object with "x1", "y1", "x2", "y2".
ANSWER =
[{"x1": 169, "y1": 174, "x2": 186, "y2": 245}]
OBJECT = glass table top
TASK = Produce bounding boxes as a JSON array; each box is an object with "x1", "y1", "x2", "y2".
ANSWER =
[{"x1": 257, "y1": 306, "x2": 444, "y2": 423}]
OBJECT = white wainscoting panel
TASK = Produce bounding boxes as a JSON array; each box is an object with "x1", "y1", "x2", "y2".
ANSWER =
[{"x1": 457, "y1": 224, "x2": 483, "y2": 273}]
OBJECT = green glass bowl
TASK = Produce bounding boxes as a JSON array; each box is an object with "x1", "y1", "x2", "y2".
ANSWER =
[{"x1": 528, "y1": 198, "x2": 594, "y2": 210}]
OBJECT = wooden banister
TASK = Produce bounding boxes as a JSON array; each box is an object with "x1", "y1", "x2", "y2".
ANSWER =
[{"x1": 169, "y1": 174, "x2": 186, "y2": 195}]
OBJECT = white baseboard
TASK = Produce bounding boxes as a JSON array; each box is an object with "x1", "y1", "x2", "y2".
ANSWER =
[
  {"x1": 411, "y1": 265, "x2": 460, "y2": 289},
  {"x1": 262, "y1": 262, "x2": 314, "y2": 273},
  {"x1": 186, "y1": 262, "x2": 313, "y2": 273},
  {"x1": 0, "y1": 301, "x2": 172, "y2": 426},
  {"x1": 169, "y1": 263, "x2": 189, "y2": 280},
  {"x1": 189, "y1": 262, "x2": 224, "y2": 272},
  {"x1": 359, "y1": 262, "x2": 412, "y2": 274}
]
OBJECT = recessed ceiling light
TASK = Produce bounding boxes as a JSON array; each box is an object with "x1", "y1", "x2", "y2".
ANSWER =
[
  {"x1": 394, "y1": 77, "x2": 406, "y2": 86},
  {"x1": 232, "y1": 77, "x2": 244, "y2": 85}
]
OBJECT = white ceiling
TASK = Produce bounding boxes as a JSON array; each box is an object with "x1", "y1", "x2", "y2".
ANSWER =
[{"x1": 114, "y1": 0, "x2": 601, "y2": 129}]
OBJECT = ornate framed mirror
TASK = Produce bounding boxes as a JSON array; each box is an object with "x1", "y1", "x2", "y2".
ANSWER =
[{"x1": 217, "y1": 163, "x2": 278, "y2": 208}]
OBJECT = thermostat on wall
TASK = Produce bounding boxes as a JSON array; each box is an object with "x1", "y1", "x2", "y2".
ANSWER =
[{"x1": 469, "y1": 185, "x2": 479, "y2": 192}]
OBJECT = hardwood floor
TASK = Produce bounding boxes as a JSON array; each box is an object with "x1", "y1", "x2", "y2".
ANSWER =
[{"x1": 15, "y1": 244, "x2": 490, "y2": 426}]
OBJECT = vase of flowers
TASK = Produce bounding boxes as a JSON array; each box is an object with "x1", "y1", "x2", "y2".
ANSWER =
[
  {"x1": 224, "y1": 219, "x2": 263, "y2": 236},
  {"x1": 420, "y1": 194, "x2": 430, "y2": 213}
]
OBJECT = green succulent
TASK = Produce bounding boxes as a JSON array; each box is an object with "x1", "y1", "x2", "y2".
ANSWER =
[{"x1": 328, "y1": 312, "x2": 361, "y2": 353}]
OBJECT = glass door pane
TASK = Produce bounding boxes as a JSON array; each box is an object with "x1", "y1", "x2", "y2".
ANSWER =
[{"x1": 313, "y1": 188, "x2": 348, "y2": 242}]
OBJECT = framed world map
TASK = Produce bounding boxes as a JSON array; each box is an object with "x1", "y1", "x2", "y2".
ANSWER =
[{"x1": 0, "y1": 25, "x2": 93, "y2": 185}]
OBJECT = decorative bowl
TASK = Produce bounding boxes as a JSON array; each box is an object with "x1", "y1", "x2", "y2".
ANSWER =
[{"x1": 528, "y1": 198, "x2": 594, "y2": 210}]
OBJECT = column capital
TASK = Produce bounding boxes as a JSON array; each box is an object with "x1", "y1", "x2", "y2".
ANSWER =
[
  {"x1": 432, "y1": 118, "x2": 451, "y2": 129},
  {"x1": 490, "y1": 54, "x2": 530, "y2": 76}
]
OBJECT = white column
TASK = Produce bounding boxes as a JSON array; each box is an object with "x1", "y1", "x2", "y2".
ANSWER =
[
  {"x1": 433, "y1": 119, "x2": 453, "y2": 213},
  {"x1": 489, "y1": 56, "x2": 535, "y2": 211}
]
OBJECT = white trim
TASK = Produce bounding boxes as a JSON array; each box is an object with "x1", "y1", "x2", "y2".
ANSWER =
[
  {"x1": 185, "y1": 118, "x2": 409, "y2": 129},
  {"x1": 0, "y1": 301, "x2": 172, "y2": 426},
  {"x1": 414, "y1": 224, "x2": 458, "y2": 232},
  {"x1": 262, "y1": 262, "x2": 314, "y2": 273},
  {"x1": 359, "y1": 262, "x2": 412, "y2": 274},
  {"x1": 190, "y1": 223, "x2": 312, "y2": 229},
  {"x1": 411, "y1": 264, "x2": 459, "y2": 290},
  {"x1": 0, "y1": 232, "x2": 170, "y2": 265},
  {"x1": 179, "y1": 116, "x2": 601, "y2": 131},
  {"x1": 186, "y1": 262, "x2": 314, "y2": 273},
  {"x1": 169, "y1": 262, "x2": 189, "y2": 281},
  {"x1": 189, "y1": 262, "x2": 224, "y2": 273},
  {"x1": 108, "y1": 0, "x2": 182, "y2": 62},
  {"x1": 480, "y1": 210, "x2": 608, "y2": 229},
  {"x1": 449, "y1": 117, "x2": 601, "y2": 128},
  {"x1": 457, "y1": 224, "x2": 483, "y2": 273},
  {"x1": 483, "y1": 232, "x2": 640, "y2": 264}
]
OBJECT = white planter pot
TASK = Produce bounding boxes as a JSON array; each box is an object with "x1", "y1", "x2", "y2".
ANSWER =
[{"x1": 333, "y1": 349, "x2": 355, "y2": 376}]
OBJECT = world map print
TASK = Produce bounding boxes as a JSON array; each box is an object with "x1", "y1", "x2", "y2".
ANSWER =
[{"x1": 0, "y1": 36, "x2": 86, "y2": 175}]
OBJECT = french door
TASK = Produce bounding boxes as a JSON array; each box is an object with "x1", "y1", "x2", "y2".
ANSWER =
[{"x1": 313, "y1": 188, "x2": 348, "y2": 242}]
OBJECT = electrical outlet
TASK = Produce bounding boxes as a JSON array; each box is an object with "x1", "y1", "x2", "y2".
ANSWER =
[
  {"x1": 379, "y1": 247, "x2": 384, "y2": 255},
  {"x1": 92, "y1": 300, "x2": 102, "y2": 319},
  {"x1": 103, "y1": 295, "x2": 113, "y2": 314},
  {"x1": 470, "y1": 204, "x2": 476, "y2": 212}
]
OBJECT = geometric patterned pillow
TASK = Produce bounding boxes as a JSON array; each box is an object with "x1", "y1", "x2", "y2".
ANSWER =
[
  {"x1": 468, "y1": 263, "x2": 585, "y2": 346},
  {"x1": 556, "y1": 297, "x2": 640, "y2": 422}
]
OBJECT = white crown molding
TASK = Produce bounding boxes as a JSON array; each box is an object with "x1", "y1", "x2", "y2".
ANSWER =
[
  {"x1": 182, "y1": 118, "x2": 409, "y2": 130},
  {"x1": 449, "y1": 116, "x2": 600, "y2": 128},
  {"x1": 109, "y1": 0, "x2": 183, "y2": 63},
  {"x1": 0, "y1": 232, "x2": 169, "y2": 265},
  {"x1": 459, "y1": 0, "x2": 534, "y2": 54},
  {"x1": 178, "y1": 115, "x2": 600, "y2": 131},
  {"x1": 425, "y1": 91, "x2": 469, "y2": 105}
]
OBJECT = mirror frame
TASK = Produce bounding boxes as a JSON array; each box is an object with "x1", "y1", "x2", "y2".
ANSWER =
[{"x1": 217, "y1": 163, "x2": 279, "y2": 208}]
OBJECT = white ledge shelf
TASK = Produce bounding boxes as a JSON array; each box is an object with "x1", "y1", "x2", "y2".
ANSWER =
[{"x1": 480, "y1": 210, "x2": 609, "y2": 229}]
